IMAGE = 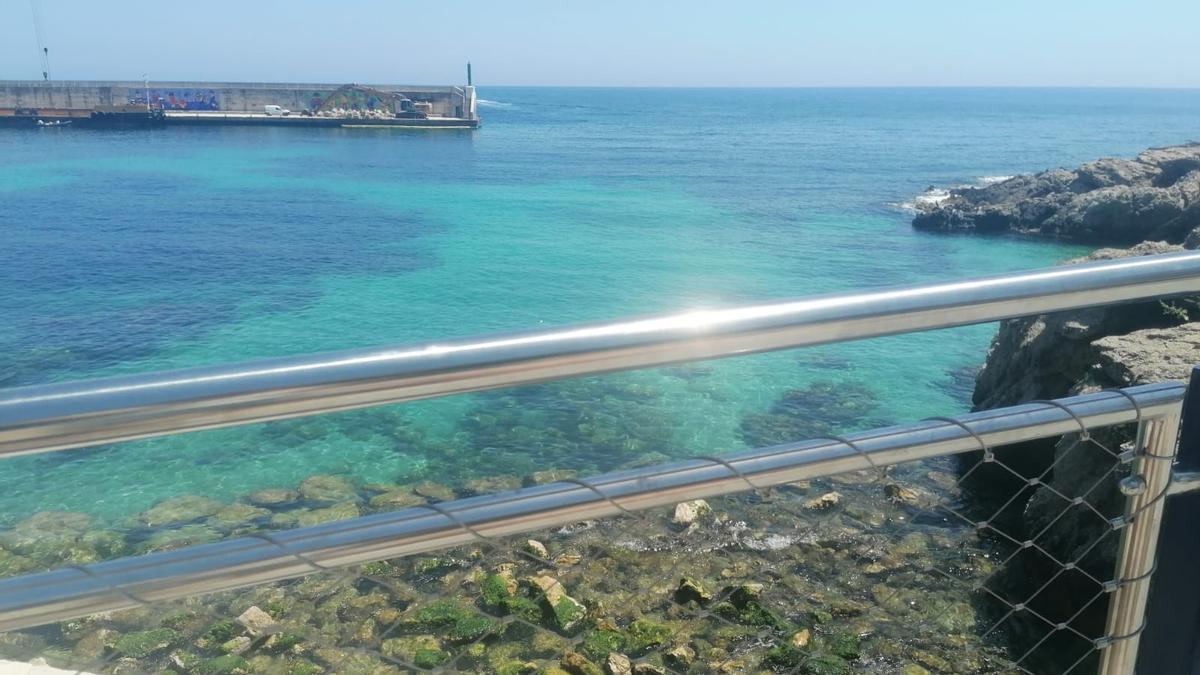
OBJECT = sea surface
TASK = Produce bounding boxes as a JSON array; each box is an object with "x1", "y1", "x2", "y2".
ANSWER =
[{"x1": 2, "y1": 87, "x2": 1198, "y2": 528}]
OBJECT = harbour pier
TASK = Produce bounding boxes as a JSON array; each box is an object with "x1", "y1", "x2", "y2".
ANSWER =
[{"x1": 0, "y1": 80, "x2": 479, "y2": 129}]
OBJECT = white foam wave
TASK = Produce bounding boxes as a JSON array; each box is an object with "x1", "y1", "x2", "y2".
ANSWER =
[
  {"x1": 977, "y1": 175, "x2": 1014, "y2": 185},
  {"x1": 477, "y1": 99, "x2": 513, "y2": 109},
  {"x1": 890, "y1": 175, "x2": 1015, "y2": 212},
  {"x1": 891, "y1": 187, "x2": 952, "y2": 213}
]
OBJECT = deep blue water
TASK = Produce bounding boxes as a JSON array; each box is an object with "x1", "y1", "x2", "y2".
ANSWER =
[{"x1": 1, "y1": 87, "x2": 1198, "y2": 525}]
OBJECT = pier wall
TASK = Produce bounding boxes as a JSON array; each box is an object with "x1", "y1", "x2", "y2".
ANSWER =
[{"x1": 0, "y1": 81, "x2": 475, "y2": 118}]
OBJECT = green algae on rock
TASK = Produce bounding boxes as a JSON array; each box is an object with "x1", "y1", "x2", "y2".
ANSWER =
[
  {"x1": 0, "y1": 457, "x2": 1023, "y2": 674},
  {"x1": 738, "y1": 381, "x2": 888, "y2": 448},
  {"x1": 139, "y1": 495, "x2": 226, "y2": 527},
  {"x1": 297, "y1": 475, "x2": 360, "y2": 504}
]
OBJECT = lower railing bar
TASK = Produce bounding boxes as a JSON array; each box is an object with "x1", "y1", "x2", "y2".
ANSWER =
[
  {"x1": 1166, "y1": 471, "x2": 1200, "y2": 496},
  {"x1": 0, "y1": 382, "x2": 1184, "y2": 633}
]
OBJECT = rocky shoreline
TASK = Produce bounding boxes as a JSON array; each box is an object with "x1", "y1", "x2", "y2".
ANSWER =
[
  {"x1": 0, "y1": 458, "x2": 1012, "y2": 674},
  {"x1": 912, "y1": 143, "x2": 1200, "y2": 245},
  {"x1": 916, "y1": 143, "x2": 1200, "y2": 674}
]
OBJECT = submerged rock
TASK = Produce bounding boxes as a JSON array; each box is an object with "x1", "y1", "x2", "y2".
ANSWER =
[
  {"x1": 529, "y1": 575, "x2": 587, "y2": 632},
  {"x1": 554, "y1": 552, "x2": 583, "y2": 567},
  {"x1": 235, "y1": 606, "x2": 277, "y2": 636},
  {"x1": 208, "y1": 504, "x2": 271, "y2": 529},
  {"x1": 2, "y1": 511, "x2": 91, "y2": 546},
  {"x1": 412, "y1": 481, "x2": 456, "y2": 502},
  {"x1": 673, "y1": 577, "x2": 713, "y2": 605},
  {"x1": 791, "y1": 628, "x2": 811, "y2": 647},
  {"x1": 298, "y1": 497, "x2": 361, "y2": 525},
  {"x1": 112, "y1": 628, "x2": 178, "y2": 658},
  {"x1": 298, "y1": 475, "x2": 359, "y2": 504},
  {"x1": 138, "y1": 496, "x2": 225, "y2": 527},
  {"x1": 883, "y1": 481, "x2": 933, "y2": 508},
  {"x1": 137, "y1": 524, "x2": 221, "y2": 554},
  {"x1": 523, "y1": 539, "x2": 549, "y2": 558},
  {"x1": 380, "y1": 634, "x2": 443, "y2": 663},
  {"x1": 605, "y1": 652, "x2": 632, "y2": 675},
  {"x1": 367, "y1": 489, "x2": 425, "y2": 510},
  {"x1": 461, "y1": 474, "x2": 522, "y2": 495},
  {"x1": 670, "y1": 499, "x2": 711, "y2": 527},
  {"x1": 245, "y1": 489, "x2": 300, "y2": 507},
  {"x1": 526, "y1": 469, "x2": 578, "y2": 486},
  {"x1": 561, "y1": 651, "x2": 603, "y2": 675},
  {"x1": 0, "y1": 511, "x2": 123, "y2": 567},
  {"x1": 803, "y1": 491, "x2": 841, "y2": 510},
  {"x1": 739, "y1": 381, "x2": 885, "y2": 447},
  {"x1": 408, "y1": 599, "x2": 500, "y2": 644}
]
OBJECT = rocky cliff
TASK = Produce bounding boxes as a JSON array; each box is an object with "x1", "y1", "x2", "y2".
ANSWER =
[
  {"x1": 913, "y1": 145, "x2": 1200, "y2": 673},
  {"x1": 912, "y1": 143, "x2": 1200, "y2": 245}
]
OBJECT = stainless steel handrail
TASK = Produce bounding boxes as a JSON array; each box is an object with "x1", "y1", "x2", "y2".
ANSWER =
[
  {"x1": 0, "y1": 382, "x2": 1182, "y2": 632},
  {"x1": 3, "y1": 251, "x2": 1200, "y2": 458}
]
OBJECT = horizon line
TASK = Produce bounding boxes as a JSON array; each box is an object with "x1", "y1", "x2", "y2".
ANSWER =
[{"x1": 1, "y1": 78, "x2": 1198, "y2": 91}]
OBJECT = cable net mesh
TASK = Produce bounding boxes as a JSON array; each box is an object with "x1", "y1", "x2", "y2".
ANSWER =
[{"x1": 0, "y1": 413, "x2": 1170, "y2": 675}]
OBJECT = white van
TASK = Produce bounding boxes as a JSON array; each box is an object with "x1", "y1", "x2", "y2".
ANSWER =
[{"x1": 263, "y1": 105, "x2": 290, "y2": 117}]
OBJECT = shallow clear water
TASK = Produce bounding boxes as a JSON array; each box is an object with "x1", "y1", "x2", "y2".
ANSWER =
[{"x1": 2, "y1": 87, "x2": 1198, "y2": 527}]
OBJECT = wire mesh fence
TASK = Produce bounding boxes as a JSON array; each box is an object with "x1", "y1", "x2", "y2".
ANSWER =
[{"x1": 0, "y1": 395, "x2": 1178, "y2": 675}]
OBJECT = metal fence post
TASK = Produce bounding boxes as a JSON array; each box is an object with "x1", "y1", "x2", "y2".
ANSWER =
[
  {"x1": 1099, "y1": 405, "x2": 1181, "y2": 675},
  {"x1": 1131, "y1": 367, "x2": 1200, "y2": 675}
]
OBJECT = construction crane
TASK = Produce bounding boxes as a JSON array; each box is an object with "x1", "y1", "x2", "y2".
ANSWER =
[{"x1": 29, "y1": 0, "x2": 51, "y2": 81}]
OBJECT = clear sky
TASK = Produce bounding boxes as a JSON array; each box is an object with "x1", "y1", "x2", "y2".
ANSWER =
[{"x1": 1, "y1": 0, "x2": 1197, "y2": 87}]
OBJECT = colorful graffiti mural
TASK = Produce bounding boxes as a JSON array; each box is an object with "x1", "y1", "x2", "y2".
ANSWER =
[
  {"x1": 315, "y1": 85, "x2": 396, "y2": 112},
  {"x1": 127, "y1": 88, "x2": 220, "y2": 110}
]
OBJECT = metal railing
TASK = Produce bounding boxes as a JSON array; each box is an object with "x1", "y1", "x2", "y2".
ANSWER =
[
  {"x1": 4, "y1": 251, "x2": 1200, "y2": 458},
  {"x1": 2, "y1": 251, "x2": 1200, "y2": 674}
]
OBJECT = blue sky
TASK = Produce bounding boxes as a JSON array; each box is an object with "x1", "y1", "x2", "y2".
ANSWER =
[{"x1": 1, "y1": 0, "x2": 1197, "y2": 87}]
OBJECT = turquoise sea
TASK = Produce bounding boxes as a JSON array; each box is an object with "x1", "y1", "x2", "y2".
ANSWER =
[{"x1": 2, "y1": 87, "x2": 1198, "y2": 528}]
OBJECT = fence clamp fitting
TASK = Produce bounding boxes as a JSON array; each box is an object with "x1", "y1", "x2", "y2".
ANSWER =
[{"x1": 1118, "y1": 475, "x2": 1148, "y2": 496}]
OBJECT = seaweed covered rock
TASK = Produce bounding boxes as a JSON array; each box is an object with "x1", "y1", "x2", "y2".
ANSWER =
[
  {"x1": 460, "y1": 379, "x2": 674, "y2": 478},
  {"x1": 738, "y1": 381, "x2": 886, "y2": 447},
  {"x1": 404, "y1": 599, "x2": 500, "y2": 644},
  {"x1": 113, "y1": 628, "x2": 179, "y2": 658},
  {"x1": 208, "y1": 504, "x2": 271, "y2": 530},
  {"x1": 298, "y1": 475, "x2": 359, "y2": 504},
  {"x1": 673, "y1": 577, "x2": 712, "y2": 605},
  {"x1": 367, "y1": 488, "x2": 425, "y2": 510},
  {"x1": 139, "y1": 495, "x2": 225, "y2": 527},
  {"x1": 528, "y1": 575, "x2": 588, "y2": 632},
  {"x1": 245, "y1": 489, "x2": 300, "y2": 507},
  {"x1": 412, "y1": 481, "x2": 455, "y2": 502},
  {"x1": 137, "y1": 524, "x2": 222, "y2": 554},
  {"x1": 0, "y1": 511, "x2": 124, "y2": 567},
  {"x1": 461, "y1": 474, "x2": 523, "y2": 495}
]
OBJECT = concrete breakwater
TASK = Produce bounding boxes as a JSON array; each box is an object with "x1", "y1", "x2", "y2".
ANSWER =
[{"x1": 0, "y1": 80, "x2": 478, "y2": 129}]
